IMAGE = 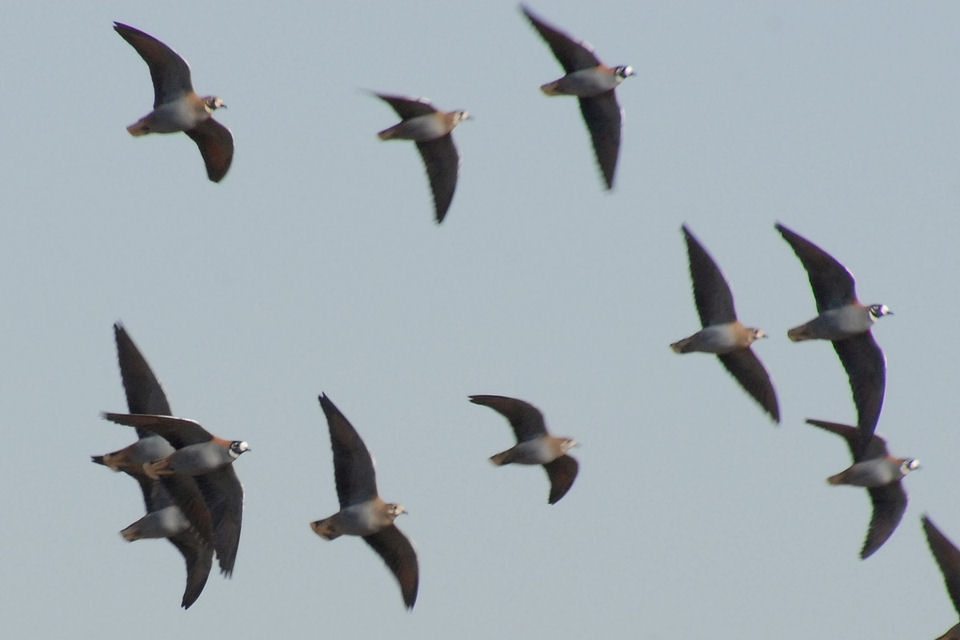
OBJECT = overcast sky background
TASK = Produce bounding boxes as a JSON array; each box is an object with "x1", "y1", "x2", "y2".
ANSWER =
[{"x1": 2, "y1": 1, "x2": 959, "y2": 638}]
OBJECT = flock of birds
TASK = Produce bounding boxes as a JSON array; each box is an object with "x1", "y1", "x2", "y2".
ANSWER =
[{"x1": 91, "y1": 4, "x2": 960, "y2": 636}]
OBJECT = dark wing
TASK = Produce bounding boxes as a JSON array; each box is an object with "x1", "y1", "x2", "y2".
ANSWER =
[
  {"x1": 681, "y1": 225, "x2": 737, "y2": 326},
  {"x1": 156, "y1": 475, "x2": 216, "y2": 549},
  {"x1": 923, "y1": 516, "x2": 960, "y2": 617},
  {"x1": 372, "y1": 92, "x2": 438, "y2": 120},
  {"x1": 168, "y1": 529, "x2": 213, "y2": 609},
  {"x1": 149, "y1": 482, "x2": 213, "y2": 608},
  {"x1": 469, "y1": 395, "x2": 548, "y2": 442},
  {"x1": 832, "y1": 332, "x2": 886, "y2": 459},
  {"x1": 861, "y1": 482, "x2": 907, "y2": 559},
  {"x1": 578, "y1": 92, "x2": 622, "y2": 190},
  {"x1": 775, "y1": 223, "x2": 857, "y2": 312},
  {"x1": 804, "y1": 419, "x2": 889, "y2": 462},
  {"x1": 114, "y1": 322, "x2": 171, "y2": 423},
  {"x1": 717, "y1": 349, "x2": 779, "y2": 423},
  {"x1": 193, "y1": 468, "x2": 243, "y2": 576},
  {"x1": 114, "y1": 22, "x2": 193, "y2": 107},
  {"x1": 318, "y1": 394, "x2": 378, "y2": 507},
  {"x1": 543, "y1": 455, "x2": 578, "y2": 504},
  {"x1": 415, "y1": 135, "x2": 459, "y2": 223},
  {"x1": 520, "y1": 5, "x2": 601, "y2": 72},
  {"x1": 101, "y1": 413, "x2": 213, "y2": 447},
  {"x1": 184, "y1": 118, "x2": 234, "y2": 183},
  {"x1": 362, "y1": 525, "x2": 419, "y2": 609}
]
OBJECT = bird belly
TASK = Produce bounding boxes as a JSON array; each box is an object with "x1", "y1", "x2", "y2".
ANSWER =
[
  {"x1": 131, "y1": 99, "x2": 207, "y2": 135},
  {"x1": 511, "y1": 439, "x2": 558, "y2": 465},
  {"x1": 828, "y1": 460, "x2": 896, "y2": 487},
  {"x1": 120, "y1": 506, "x2": 190, "y2": 541},
  {"x1": 671, "y1": 324, "x2": 742, "y2": 354},
  {"x1": 788, "y1": 306, "x2": 871, "y2": 341},
  {"x1": 165, "y1": 443, "x2": 228, "y2": 475},
  {"x1": 540, "y1": 68, "x2": 621, "y2": 97},
  {"x1": 101, "y1": 435, "x2": 175, "y2": 470},
  {"x1": 333, "y1": 501, "x2": 386, "y2": 536},
  {"x1": 378, "y1": 114, "x2": 447, "y2": 142}
]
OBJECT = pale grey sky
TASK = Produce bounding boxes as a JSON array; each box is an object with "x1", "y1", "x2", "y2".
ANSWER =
[{"x1": 2, "y1": 2, "x2": 959, "y2": 638}]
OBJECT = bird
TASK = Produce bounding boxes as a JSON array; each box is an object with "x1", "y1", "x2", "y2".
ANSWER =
[
  {"x1": 372, "y1": 92, "x2": 470, "y2": 224},
  {"x1": 114, "y1": 22, "x2": 233, "y2": 182},
  {"x1": 468, "y1": 395, "x2": 578, "y2": 504},
  {"x1": 806, "y1": 418, "x2": 918, "y2": 559},
  {"x1": 101, "y1": 411, "x2": 249, "y2": 576},
  {"x1": 776, "y1": 223, "x2": 891, "y2": 456},
  {"x1": 310, "y1": 393, "x2": 418, "y2": 610},
  {"x1": 520, "y1": 4, "x2": 634, "y2": 189},
  {"x1": 670, "y1": 225, "x2": 779, "y2": 422},
  {"x1": 91, "y1": 322, "x2": 212, "y2": 608},
  {"x1": 921, "y1": 515, "x2": 960, "y2": 640}
]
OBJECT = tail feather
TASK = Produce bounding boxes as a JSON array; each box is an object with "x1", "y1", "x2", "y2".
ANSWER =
[
  {"x1": 126, "y1": 119, "x2": 150, "y2": 136},
  {"x1": 539, "y1": 81, "x2": 561, "y2": 95},
  {"x1": 120, "y1": 524, "x2": 140, "y2": 542},
  {"x1": 310, "y1": 519, "x2": 341, "y2": 540},
  {"x1": 826, "y1": 471, "x2": 846, "y2": 485},
  {"x1": 787, "y1": 325, "x2": 810, "y2": 342},
  {"x1": 91, "y1": 455, "x2": 106, "y2": 466},
  {"x1": 489, "y1": 450, "x2": 513, "y2": 466},
  {"x1": 377, "y1": 124, "x2": 400, "y2": 140},
  {"x1": 669, "y1": 337, "x2": 692, "y2": 353}
]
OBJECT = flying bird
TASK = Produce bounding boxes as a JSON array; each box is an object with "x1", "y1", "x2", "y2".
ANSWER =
[
  {"x1": 670, "y1": 225, "x2": 779, "y2": 423},
  {"x1": 807, "y1": 418, "x2": 918, "y2": 559},
  {"x1": 91, "y1": 323, "x2": 212, "y2": 608},
  {"x1": 310, "y1": 394, "x2": 419, "y2": 609},
  {"x1": 777, "y1": 223, "x2": 891, "y2": 456},
  {"x1": 114, "y1": 22, "x2": 233, "y2": 182},
  {"x1": 469, "y1": 395, "x2": 578, "y2": 504},
  {"x1": 372, "y1": 92, "x2": 470, "y2": 224},
  {"x1": 102, "y1": 411, "x2": 249, "y2": 576},
  {"x1": 921, "y1": 515, "x2": 960, "y2": 640},
  {"x1": 521, "y1": 4, "x2": 634, "y2": 189}
]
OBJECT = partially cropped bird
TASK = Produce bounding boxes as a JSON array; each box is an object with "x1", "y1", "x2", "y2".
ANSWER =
[{"x1": 777, "y1": 223, "x2": 891, "y2": 457}]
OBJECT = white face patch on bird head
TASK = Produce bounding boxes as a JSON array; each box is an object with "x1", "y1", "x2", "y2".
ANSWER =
[
  {"x1": 229, "y1": 440, "x2": 250, "y2": 457},
  {"x1": 752, "y1": 328, "x2": 768, "y2": 340},
  {"x1": 562, "y1": 438, "x2": 579, "y2": 453},
  {"x1": 387, "y1": 504, "x2": 407, "y2": 519},
  {"x1": 869, "y1": 304, "x2": 892, "y2": 319},
  {"x1": 615, "y1": 65, "x2": 635, "y2": 79},
  {"x1": 901, "y1": 459, "x2": 920, "y2": 474}
]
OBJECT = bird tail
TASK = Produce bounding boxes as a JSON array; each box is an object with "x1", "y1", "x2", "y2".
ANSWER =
[
  {"x1": 376, "y1": 123, "x2": 401, "y2": 140},
  {"x1": 669, "y1": 337, "x2": 692, "y2": 353},
  {"x1": 126, "y1": 119, "x2": 151, "y2": 136},
  {"x1": 310, "y1": 518, "x2": 341, "y2": 540},
  {"x1": 489, "y1": 450, "x2": 513, "y2": 466},
  {"x1": 826, "y1": 471, "x2": 846, "y2": 485},
  {"x1": 120, "y1": 523, "x2": 141, "y2": 542},
  {"x1": 787, "y1": 324, "x2": 811, "y2": 342},
  {"x1": 539, "y1": 81, "x2": 562, "y2": 95},
  {"x1": 91, "y1": 453, "x2": 124, "y2": 471}
]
